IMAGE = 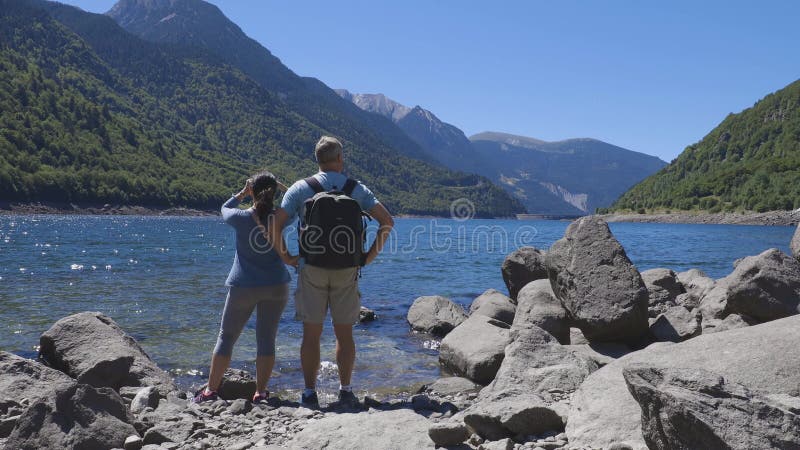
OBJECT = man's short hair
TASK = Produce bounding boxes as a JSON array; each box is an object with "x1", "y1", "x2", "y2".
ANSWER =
[{"x1": 315, "y1": 136, "x2": 343, "y2": 164}]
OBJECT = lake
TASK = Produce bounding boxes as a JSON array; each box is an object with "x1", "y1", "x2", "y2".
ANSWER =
[{"x1": 0, "y1": 215, "x2": 793, "y2": 402}]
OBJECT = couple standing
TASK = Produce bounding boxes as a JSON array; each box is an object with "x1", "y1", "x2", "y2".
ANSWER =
[{"x1": 193, "y1": 136, "x2": 394, "y2": 408}]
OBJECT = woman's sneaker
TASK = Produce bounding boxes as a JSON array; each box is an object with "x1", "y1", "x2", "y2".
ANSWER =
[
  {"x1": 193, "y1": 388, "x2": 219, "y2": 404},
  {"x1": 300, "y1": 390, "x2": 320, "y2": 409},
  {"x1": 252, "y1": 391, "x2": 269, "y2": 404}
]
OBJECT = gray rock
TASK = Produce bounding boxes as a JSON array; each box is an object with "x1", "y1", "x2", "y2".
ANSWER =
[
  {"x1": 624, "y1": 365, "x2": 800, "y2": 450},
  {"x1": 565, "y1": 343, "x2": 634, "y2": 367},
  {"x1": 481, "y1": 326, "x2": 599, "y2": 399},
  {"x1": 792, "y1": 223, "x2": 800, "y2": 261},
  {"x1": 478, "y1": 437, "x2": 515, "y2": 450},
  {"x1": 501, "y1": 247, "x2": 548, "y2": 300},
  {"x1": 130, "y1": 386, "x2": 160, "y2": 415},
  {"x1": 513, "y1": 280, "x2": 570, "y2": 344},
  {"x1": 641, "y1": 268, "x2": 685, "y2": 316},
  {"x1": 464, "y1": 392, "x2": 563, "y2": 441},
  {"x1": 5, "y1": 383, "x2": 138, "y2": 450},
  {"x1": 0, "y1": 415, "x2": 19, "y2": 438},
  {"x1": 676, "y1": 269, "x2": 715, "y2": 308},
  {"x1": 428, "y1": 421, "x2": 470, "y2": 446},
  {"x1": 699, "y1": 248, "x2": 800, "y2": 322},
  {"x1": 214, "y1": 369, "x2": 257, "y2": 400},
  {"x1": 546, "y1": 216, "x2": 649, "y2": 342},
  {"x1": 0, "y1": 351, "x2": 76, "y2": 419},
  {"x1": 408, "y1": 296, "x2": 468, "y2": 337},
  {"x1": 227, "y1": 398, "x2": 252, "y2": 415},
  {"x1": 39, "y1": 312, "x2": 175, "y2": 395},
  {"x1": 649, "y1": 306, "x2": 701, "y2": 342},
  {"x1": 142, "y1": 418, "x2": 199, "y2": 445},
  {"x1": 470, "y1": 289, "x2": 516, "y2": 325},
  {"x1": 566, "y1": 315, "x2": 800, "y2": 449},
  {"x1": 358, "y1": 306, "x2": 376, "y2": 323},
  {"x1": 439, "y1": 315, "x2": 512, "y2": 385},
  {"x1": 424, "y1": 377, "x2": 481, "y2": 397},
  {"x1": 702, "y1": 313, "x2": 757, "y2": 334},
  {"x1": 287, "y1": 409, "x2": 435, "y2": 449},
  {"x1": 569, "y1": 327, "x2": 588, "y2": 345},
  {"x1": 124, "y1": 435, "x2": 144, "y2": 450}
]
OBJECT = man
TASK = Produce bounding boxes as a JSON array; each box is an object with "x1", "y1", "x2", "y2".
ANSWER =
[{"x1": 270, "y1": 136, "x2": 394, "y2": 408}]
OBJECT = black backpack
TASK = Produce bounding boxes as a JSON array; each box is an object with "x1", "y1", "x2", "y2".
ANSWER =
[{"x1": 299, "y1": 177, "x2": 368, "y2": 269}]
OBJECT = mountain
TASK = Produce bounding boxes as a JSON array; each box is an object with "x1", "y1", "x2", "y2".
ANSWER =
[
  {"x1": 611, "y1": 79, "x2": 800, "y2": 213},
  {"x1": 470, "y1": 133, "x2": 668, "y2": 214},
  {"x1": 0, "y1": 0, "x2": 523, "y2": 217},
  {"x1": 337, "y1": 90, "x2": 667, "y2": 214},
  {"x1": 106, "y1": 0, "x2": 436, "y2": 165}
]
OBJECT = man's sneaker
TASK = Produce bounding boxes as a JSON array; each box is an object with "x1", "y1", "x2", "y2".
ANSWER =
[
  {"x1": 252, "y1": 391, "x2": 269, "y2": 404},
  {"x1": 192, "y1": 388, "x2": 219, "y2": 404},
  {"x1": 300, "y1": 390, "x2": 320, "y2": 408},
  {"x1": 337, "y1": 389, "x2": 360, "y2": 408}
]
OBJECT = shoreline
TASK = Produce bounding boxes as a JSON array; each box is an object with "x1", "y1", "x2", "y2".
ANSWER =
[
  {"x1": 598, "y1": 210, "x2": 800, "y2": 226},
  {"x1": 0, "y1": 201, "x2": 217, "y2": 217}
]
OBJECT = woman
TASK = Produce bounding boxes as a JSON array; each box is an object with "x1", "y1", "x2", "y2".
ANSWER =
[{"x1": 194, "y1": 171, "x2": 299, "y2": 404}]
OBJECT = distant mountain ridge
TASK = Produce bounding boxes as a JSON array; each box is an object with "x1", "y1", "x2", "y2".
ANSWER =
[
  {"x1": 0, "y1": 0, "x2": 524, "y2": 217},
  {"x1": 337, "y1": 90, "x2": 667, "y2": 214},
  {"x1": 612, "y1": 78, "x2": 800, "y2": 213}
]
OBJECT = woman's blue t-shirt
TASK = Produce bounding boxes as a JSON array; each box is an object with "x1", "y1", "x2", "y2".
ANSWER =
[{"x1": 222, "y1": 197, "x2": 291, "y2": 287}]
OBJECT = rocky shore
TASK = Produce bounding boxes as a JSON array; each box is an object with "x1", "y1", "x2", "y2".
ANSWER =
[
  {"x1": 3, "y1": 215, "x2": 800, "y2": 449},
  {"x1": 600, "y1": 209, "x2": 800, "y2": 226},
  {"x1": 0, "y1": 202, "x2": 215, "y2": 217}
]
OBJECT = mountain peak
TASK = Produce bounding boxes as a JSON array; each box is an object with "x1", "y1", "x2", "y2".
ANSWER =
[{"x1": 334, "y1": 90, "x2": 411, "y2": 122}]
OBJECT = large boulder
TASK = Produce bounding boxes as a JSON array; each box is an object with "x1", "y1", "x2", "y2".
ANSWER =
[
  {"x1": 407, "y1": 296, "x2": 467, "y2": 337},
  {"x1": 512, "y1": 279, "x2": 570, "y2": 344},
  {"x1": 545, "y1": 216, "x2": 649, "y2": 342},
  {"x1": 0, "y1": 352, "x2": 76, "y2": 417},
  {"x1": 439, "y1": 315, "x2": 512, "y2": 385},
  {"x1": 699, "y1": 248, "x2": 800, "y2": 323},
  {"x1": 566, "y1": 315, "x2": 800, "y2": 449},
  {"x1": 288, "y1": 409, "x2": 435, "y2": 449},
  {"x1": 470, "y1": 289, "x2": 516, "y2": 325},
  {"x1": 792, "y1": 223, "x2": 800, "y2": 261},
  {"x1": 481, "y1": 326, "x2": 599, "y2": 400},
  {"x1": 676, "y1": 269, "x2": 715, "y2": 308},
  {"x1": 5, "y1": 384, "x2": 138, "y2": 450},
  {"x1": 624, "y1": 365, "x2": 800, "y2": 450},
  {"x1": 641, "y1": 268, "x2": 685, "y2": 316},
  {"x1": 649, "y1": 306, "x2": 701, "y2": 342},
  {"x1": 501, "y1": 246, "x2": 548, "y2": 300},
  {"x1": 39, "y1": 312, "x2": 175, "y2": 395}
]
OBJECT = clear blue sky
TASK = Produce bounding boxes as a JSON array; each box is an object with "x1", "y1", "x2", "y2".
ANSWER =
[{"x1": 61, "y1": 0, "x2": 800, "y2": 162}]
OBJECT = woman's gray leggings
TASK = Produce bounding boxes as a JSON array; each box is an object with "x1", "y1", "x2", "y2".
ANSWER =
[{"x1": 213, "y1": 283, "x2": 289, "y2": 357}]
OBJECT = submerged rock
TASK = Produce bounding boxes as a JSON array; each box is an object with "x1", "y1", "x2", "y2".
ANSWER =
[
  {"x1": 546, "y1": 216, "x2": 649, "y2": 342},
  {"x1": 470, "y1": 289, "x2": 516, "y2": 325},
  {"x1": 439, "y1": 315, "x2": 512, "y2": 385},
  {"x1": 501, "y1": 247, "x2": 548, "y2": 300},
  {"x1": 624, "y1": 365, "x2": 800, "y2": 450},
  {"x1": 39, "y1": 312, "x2": 175, "y2": 395},
  {"x1": 407, "y1": 296, "x2": 468, "y2": 337}
]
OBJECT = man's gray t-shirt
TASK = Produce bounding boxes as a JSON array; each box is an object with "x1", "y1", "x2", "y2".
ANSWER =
[{"x1": 280, "y1": 171, "x2": 380, "y2": 225}]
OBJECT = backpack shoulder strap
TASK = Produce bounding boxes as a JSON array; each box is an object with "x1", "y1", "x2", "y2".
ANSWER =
[
  {"x1": 305, "y1": 176, "x2": 324, "y2": 194},
  {"x1": 342, "y1": 178, "x2": 358, "y2": 196}
]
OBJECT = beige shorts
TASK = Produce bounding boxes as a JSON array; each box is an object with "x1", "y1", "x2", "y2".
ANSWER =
[{"x1": 295, "y1": 263, "x2": 361, "y2": 325}]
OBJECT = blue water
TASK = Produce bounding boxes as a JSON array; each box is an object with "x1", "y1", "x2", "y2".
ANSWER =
[{"x1": 0, "y1": 216, "x2": 793, "y2": 399}]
